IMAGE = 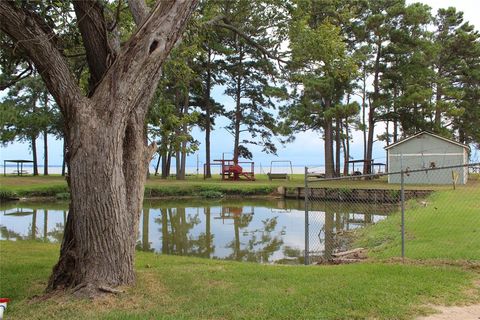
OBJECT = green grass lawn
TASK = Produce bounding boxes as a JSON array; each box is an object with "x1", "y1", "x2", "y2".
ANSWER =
[
  {"x1": 0, "y1": 241, "x2": 478, "y2": 320},
  {"x1": 1, "y1": 176, "x2": 479, "y2": 319},
  {"x1": 355, "y1": 184, "x2": 480, "y2": 261}
]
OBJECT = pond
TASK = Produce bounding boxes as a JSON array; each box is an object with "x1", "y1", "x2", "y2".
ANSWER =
[{"x1": 0, "y1": 199, "x2": 396, "y2": 264}]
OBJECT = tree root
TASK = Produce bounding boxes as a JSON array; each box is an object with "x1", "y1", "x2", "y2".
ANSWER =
[{"x1": 98, "y1": 286, "x2": 124, "y2": 294}]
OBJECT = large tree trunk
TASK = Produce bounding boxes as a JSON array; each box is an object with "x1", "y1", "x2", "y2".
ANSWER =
[
  {"x1": 1, "y1": 0, "x2": 197, "y2": 296},
  {"x1": 47, "y1": 100, "x2": 154, "y2": 295}
]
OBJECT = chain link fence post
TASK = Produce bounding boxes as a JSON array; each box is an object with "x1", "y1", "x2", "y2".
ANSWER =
[
  {"x1": 304, "y1": 166, "x2": 309, "y2": 265},
  {"x1": 401, "y1": 169, "x2": 405, "y2": 260}
]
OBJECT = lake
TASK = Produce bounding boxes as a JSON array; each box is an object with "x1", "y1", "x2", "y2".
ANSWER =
[{"x1": 0, "y1": 199, "x2": 396, "y2": 264}]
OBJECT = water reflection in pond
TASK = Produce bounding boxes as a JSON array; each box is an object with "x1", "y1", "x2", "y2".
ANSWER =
[{"x1": 0, "y1": 199, "x2": 396, "y2": 264}]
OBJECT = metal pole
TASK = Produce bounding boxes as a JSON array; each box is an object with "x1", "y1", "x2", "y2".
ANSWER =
[
  {"x1": 304, "y1": 166, "x2": 309, "y2": 265},
  {"x1": 401, "y1": 170, "x2": 405, "y2": 260}
]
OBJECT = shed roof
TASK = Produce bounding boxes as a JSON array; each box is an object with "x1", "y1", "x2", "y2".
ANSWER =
[{"x1": 384, "y1": 131, "x2": 469, "y2": 150}]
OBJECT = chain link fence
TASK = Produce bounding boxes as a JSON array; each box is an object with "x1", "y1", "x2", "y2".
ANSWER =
[{"x1": 304, "y1": 162, "x2": 480, "y2": 265}]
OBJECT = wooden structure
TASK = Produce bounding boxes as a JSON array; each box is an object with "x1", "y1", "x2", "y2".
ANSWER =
[
  {"x1": 268, "y1": 160, "x2": 293, "y2": 180},
  {"x1": 213, "y1": 159, "x2": 255, "y2": 181},
  {"x1": 347, "y1": 159, "x2": 385, "y2": 175},
  {"x1": 3, "y1": 160, "x2": 33, "y2": 176}
]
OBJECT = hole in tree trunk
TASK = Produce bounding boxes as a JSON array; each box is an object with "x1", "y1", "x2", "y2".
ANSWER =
[{"x1": 149, "y1": 40, "x2": 159, "y2": 54}]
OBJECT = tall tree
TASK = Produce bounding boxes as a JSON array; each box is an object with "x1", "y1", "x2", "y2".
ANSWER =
[
  {"x1": 0, "y1": 75, "x2": 54, "y2": 175},
  {"x1": 218, "y1": 0, "x2": 289, "y2": 163},
  {"x1": 285, "y1": 0, "x2": 357, "y2": 177},
  {"x1": 0, "y1": 0, "x2": 197, "y2": 296}
]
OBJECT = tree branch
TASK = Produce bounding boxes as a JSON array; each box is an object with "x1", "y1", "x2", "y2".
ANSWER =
[
  {"x1": 107, "y1": 0, "x2": 123, "y2": 32},
  {"x1": 215, "y1": 19, "x2": 288, "y2": 64},
  {"x1": 128, "y1": 0, "x2": 149, "y2": 26},
  {"x1": 0, "y1": 2, "x2": 82, "y2": 117},
  {"x1": 72, "y1": 0, "x2": 114, "y2": 96},
  {"x1": 0, "y1": 63, "x2": 32, "y2": 90},
  {"x1": 92, "y1": 0, "x2": 198, "y2": 117}
]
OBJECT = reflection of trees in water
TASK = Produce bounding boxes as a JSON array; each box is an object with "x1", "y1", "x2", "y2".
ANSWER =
[
  {"x1": 1, "y1": 209, "x2": 67, "y2": 243},
  {"x1": 136, "y1": 208, "x2": 154, "y2": 252},
  {"x1": 310, "y1": 202, "x2": 380, "y2": 261},
  {"x1": 47, "y1": 223, "x2": 65, "y2": 243},
  {"x1": 29, "y1": 209, "x2": 37, "y2": 240},
  {"x1": 226, "y1": 212, "x2": 284, "y2": 263},
  {"x1": 0, "y1": 225, "x2": 24, "y2": 240},
  {"x1": 44, "y1": 210, "x2": 67, "y2": 243},
  {"x1": 150, "y1": 207, "x2": 214, "y2": 257}
]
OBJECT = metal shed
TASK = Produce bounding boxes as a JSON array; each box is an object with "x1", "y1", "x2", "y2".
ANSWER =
[{"x1": 385, "y1": 132, "x2": 469, "y2": 185}]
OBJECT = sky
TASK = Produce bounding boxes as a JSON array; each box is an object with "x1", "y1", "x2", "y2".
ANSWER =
[{"x1": 1, "y1": 0, "x2": 479, "y2": 173}]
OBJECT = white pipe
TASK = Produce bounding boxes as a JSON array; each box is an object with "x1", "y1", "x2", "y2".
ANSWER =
[{"x1": 0, "y1": 299, "x2": 9, "y2": 320}]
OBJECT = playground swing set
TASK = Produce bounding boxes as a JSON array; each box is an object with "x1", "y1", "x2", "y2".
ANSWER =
[{"x1": 267, "y1": 160, "x2": 293, "y2": 180}]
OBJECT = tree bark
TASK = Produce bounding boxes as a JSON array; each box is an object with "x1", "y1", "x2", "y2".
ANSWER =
[
  {"x1": 324, "y1": 101, "x2": 334, "y2": 178},
  {"x1": 204, "y1": 48, "x2": 213, "y2": 178},
  {"x1": 233, "y1": 49, "x2": 244, "y2": 163},
  {"x1": 43, "y1": 91, "x2": 49, "y2": 175},
  {"x1": 342, "y1": 119, "x2": 350, "y2": 176},
  {"x1": 434, "y1": 82, "x2": 442, "y2": 131},
  {"x1": 365, "y1": 42, "x2": 381, "y2": 175},
  {"x1": 61, "y1": 138, "x2": 66, "y2": 177},
  {"x1": 43, "y1": 130, "x2": 48, "y2": 175},
  {"x1": 365, "y1": 105, "x2": 375, "y2": 175},
  {"x1": 154, "y1": 153, "x2": 161, "y2": 175},
  {"x1": 31, "y1": 134, "x2": 39, "y2": 176},
  {"x1": 179, "y1": 87, "x2": 189, "y2": 180},
  {"x1": 0, "y1": 0, "x2": 198, "y2": 296},
  {"x1": 362, "y1": 64, "x2": 367, "y2": 161},
  {"x1": 393, "y1": 86, "x2": 398, "y2": 143},
  {"x1": 335, "y1": 116, "x2": 341, "y2": 177}
]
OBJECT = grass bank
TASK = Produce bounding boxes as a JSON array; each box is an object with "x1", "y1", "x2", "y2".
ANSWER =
[
  {"x1": 354, "y1": 178, "x2": 480, "y2": 261},
  {"x1": 0, "y1": 241, "x2": 479, "y2": 320},
  {"x1": 0, "y1": 173, "x2": 469, "y2": 200}
]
